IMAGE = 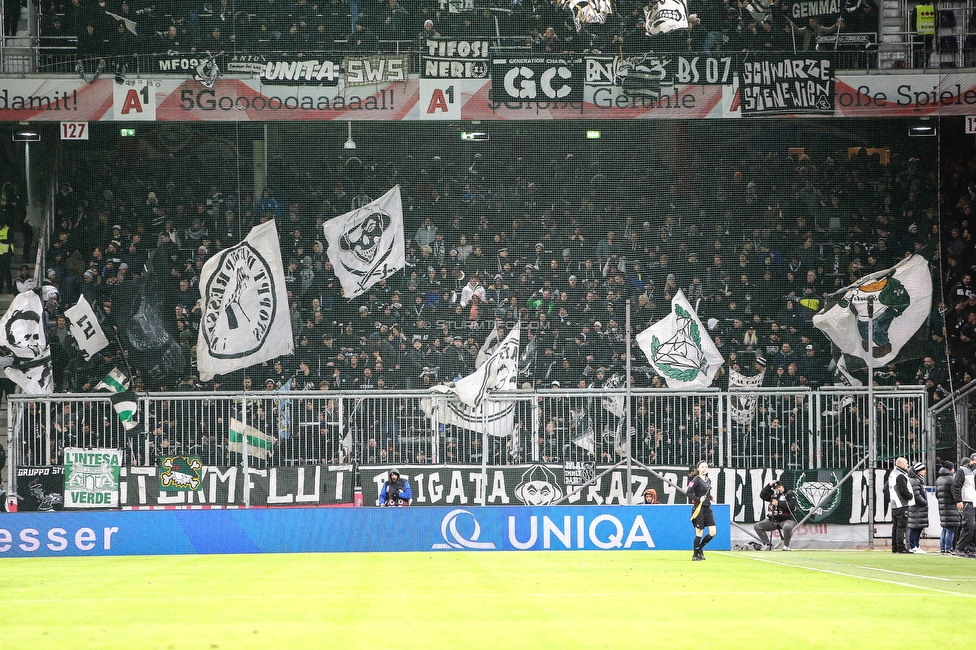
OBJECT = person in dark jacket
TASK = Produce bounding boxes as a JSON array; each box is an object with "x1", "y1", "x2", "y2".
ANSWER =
[
  {"x1": 906, "y1": 462, "x2": 929, "y2": 553},
  {"x1": 950, "y1": 453, "x2": 976, "y2": 557},
  {"x1": 685, "y1": 460, "x2": 716, "y2": 561},
  {"x1": 754, "y1": 480, "x2": 799, "y2": 551},
  {"x1": 936, "y1": 461, "x2": 961, "y2": 555},
  {"x1": 887, "y1": 457, "x2": 913, "y2": 554},
  {"x1": 379, "y1": 467, "x2": 412, "y2": 506}
]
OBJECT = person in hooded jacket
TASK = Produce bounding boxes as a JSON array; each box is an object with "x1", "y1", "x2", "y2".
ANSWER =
[
  {"x1": 906, "y1": 461, "x2": 929, "y2": 553},
  {"x1": 936, "y1": 461, "x2": 961, "y2": 555},
  {"x1": 379, "y1": 467, "x2": 412, "y2": 506}
]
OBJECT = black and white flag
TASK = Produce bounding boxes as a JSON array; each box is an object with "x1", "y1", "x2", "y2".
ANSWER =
[
  {"x1": 0, "y1": 291, "x2": 53, "y2": 394},
  {"x1": 644, "y1": 0, "x2": 689, "y2": 35},
  {"x1": 197, "y1": 220, "x2": 293, "y2": 381},
  {"x1": 64, "y1": 296, "x2": 109, "y2": 360},
  {"x1": 420, "y1": 324, "x2": 520, "y2": 437},
  {"x1": 322, "y1": 185, "x2": 405, "y2": 299}
]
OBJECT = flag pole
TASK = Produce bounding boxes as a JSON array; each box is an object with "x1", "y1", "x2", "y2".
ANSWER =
[
  {"x1": 242, "y1": 384, "x2": 251, "y2": 509},
  {"x1": 625, "y1": 299, "x2": 633, "y2": 505},
  {"x1": 867, "y1": 296, "x2": 875, "y2": 550}
]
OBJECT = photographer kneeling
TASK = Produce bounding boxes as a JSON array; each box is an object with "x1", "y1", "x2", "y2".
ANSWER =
[
  {"x1": 754, "y1": 480, "x2": 799, "y2": 551},
  {"x1": 379, "y1": 468, "x2": 413, "y2": 506}
]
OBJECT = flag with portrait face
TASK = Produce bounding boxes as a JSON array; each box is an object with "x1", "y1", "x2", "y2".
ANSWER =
[{"x1": 0, "y1": 291, "x2": 53, "y2": 394}]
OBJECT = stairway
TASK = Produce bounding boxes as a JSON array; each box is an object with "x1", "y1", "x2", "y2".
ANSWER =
[{"x1": 878, "y1": 0, "x2": 909, "y2": 69}]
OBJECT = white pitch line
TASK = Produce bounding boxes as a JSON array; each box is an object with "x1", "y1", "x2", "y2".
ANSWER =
[{"x1": 724, "y1": 553, "x2": 976, "y2": 598}]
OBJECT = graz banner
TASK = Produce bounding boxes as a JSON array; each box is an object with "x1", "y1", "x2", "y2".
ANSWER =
[
  {"x1": 119, "y1": 465, "x2": 353, "y2": 507},
  {"x1": 360, "y1": 464, "x2": 889, "y2": 524},
  {"x1": 16, "y1": 466, "x2": 65, "y2": 511},
  {"x1": 64, "y1": 448, "x2": 122, "y2": 509},
  {"x1": 423, "y1": 40, "x2": 490, "y2": 79},
  {"x1": 490, "y1": 57, "x2": 585, "y2": 102},
  {"x1": 739, "y1": 56, "x2": 834, "y2": 116}
]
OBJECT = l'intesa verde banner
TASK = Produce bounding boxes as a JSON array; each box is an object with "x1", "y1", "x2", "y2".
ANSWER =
[
  {"x1": 64, "y1": 448, "x2": 122, "y2": 509},
  {"x1": 361, "y1": 464, "x2": 891, "y2": 526},
  {"x1": 1, "y1": 69, "x2": 975, "y2": 121}
]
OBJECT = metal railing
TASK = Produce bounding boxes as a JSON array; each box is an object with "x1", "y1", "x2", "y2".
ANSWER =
[{"x1": 8, "y1": 386, "x2": 929, "y2": 471}]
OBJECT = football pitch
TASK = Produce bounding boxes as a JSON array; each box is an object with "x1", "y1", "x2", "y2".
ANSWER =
[{"x1": 2, "y1": 550, "x2": 972, "y2": 649}]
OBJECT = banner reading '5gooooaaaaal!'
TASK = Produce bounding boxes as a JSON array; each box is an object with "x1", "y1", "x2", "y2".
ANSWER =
[{"x1": 738, "y1": 56, "x2": 835, "y2": 116}]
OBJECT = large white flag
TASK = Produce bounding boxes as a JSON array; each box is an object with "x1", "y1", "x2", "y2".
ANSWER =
[
  {"x1": 636, "y1": 289, "x2": 723, "y2": 389},
  {"x1": 555, "y1": 0, "x2": 613, "y2": 31},
  {"x1": 0, "y1": 291, "x2": 53, "y2": 394},
  {"x1": 322, "y1": 185, "x2": 405, "y2": 299},
  {"x1": 813, "y1": 255, "x2": 932, "y2": 368},
  {"x1": 64, "y1": 296, "x2": 108, "y2": 360},
  {"x1": 420, "y1": 325, "x2": 520, "y2": 437},
  {"x1": 196, "y1": 220, "x2": 294, "y2": 381},
  {"x1": 728, "y1": 367, "x2": 766, "y2": 425}
]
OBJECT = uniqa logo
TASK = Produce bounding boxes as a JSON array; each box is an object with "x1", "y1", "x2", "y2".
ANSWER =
[
  {"x1": 431, "y1": 509, "x2": 496, "y2": 550},
  {"x1": 508, "y1": 515, "x2": 656, "y2": 550}
]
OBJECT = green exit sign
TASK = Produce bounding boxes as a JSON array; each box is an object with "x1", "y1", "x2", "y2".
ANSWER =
[
  {"x1": 120, "y1": 128, "x2": 136, "y2": 137},
  {"x1": 586, "y1": 130, "x2": 601, "y2": 139}
]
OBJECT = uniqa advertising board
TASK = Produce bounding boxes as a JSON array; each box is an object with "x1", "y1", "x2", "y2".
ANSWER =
[{"x1": 0, "y1": 505, "x2": 729, "y2": 557}]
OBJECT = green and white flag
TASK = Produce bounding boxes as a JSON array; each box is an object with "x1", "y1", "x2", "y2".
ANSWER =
[
  {"x1": 636, "y1": 289, "x2": 724, "y2": 389},
  {"x1": 813, "y1": 254, "x2": 932, "y2": 368},
  {"x1": 96, "y1": 367, "x2": 129, "y2": 393},
  {"x1": 228, "y1": 418, "x2": 275, "y2": 460},
  {"x1": 63, "y1": 447, "x2": 122, "y2": 508},
  {"x1": 111, "y1": 391, "x2": 139, "y2": 431}
]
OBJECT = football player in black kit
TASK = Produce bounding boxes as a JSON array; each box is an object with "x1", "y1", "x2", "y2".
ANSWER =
[{"x1": 686, "y1": 460, "x2": 717, "y2": 561}]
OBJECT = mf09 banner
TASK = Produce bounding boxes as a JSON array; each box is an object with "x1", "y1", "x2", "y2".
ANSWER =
[{"x1": 490, "y1": 57, "x2": 585, "y2": 102}]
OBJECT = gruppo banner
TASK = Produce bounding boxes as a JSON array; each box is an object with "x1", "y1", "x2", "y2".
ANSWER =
[
  {"x1": 2, "y1": 70, "x2": 975, "y2": 121},
  {"x1": 0, "y1": 505, "x2": 731, "y2": 557}
]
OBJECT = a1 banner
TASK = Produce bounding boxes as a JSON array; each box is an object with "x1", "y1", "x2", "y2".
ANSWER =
[
  {"x1": 738, "y1": 56, "x2": 834, "y2": 116},
  {"x1": 119, "y1": 464, "x2": 353, "y2": 507},
  {"x1": 63, "y1": 448, "x2": 123, "y2": 508},
  {"x1": 490, "y1": 56, "x2": 585, "y2": 102},
  {"x1": 16, "y1": 466, "x2": 65, "y2": 511}
]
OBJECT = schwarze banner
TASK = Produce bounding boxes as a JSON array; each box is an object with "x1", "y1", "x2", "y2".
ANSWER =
[
  {"x1": 119, "y1": 464, "x2": 353, "y2": 507},
  {"x1": 490, "y1": 56, "x2": 585, "y2": 102},
  {"x1": 739, "y1": 57, "x2": 834, "y2": 116}
]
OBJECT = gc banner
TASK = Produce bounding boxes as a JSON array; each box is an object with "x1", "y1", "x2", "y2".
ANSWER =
[
  {"x1": 64, "y1": 448, "x2": 122, "y2": 509},
  {"x1": 490, "y1": 57, "x2": 584, "y2": 102},
  {"x1": 739, "y1": 57, "x2": 834, "y2": 116},
  {"x1": 0, "y1": 505, "x2": 731, "y2": 556}
]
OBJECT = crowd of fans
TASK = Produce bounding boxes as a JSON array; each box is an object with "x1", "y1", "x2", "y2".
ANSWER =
[
  {"x1": 28, "y1": 0, "x2": 879, "y2": 67},
  {"x1": 0, "y1": 124, "x2": 948, "y2": 468}
]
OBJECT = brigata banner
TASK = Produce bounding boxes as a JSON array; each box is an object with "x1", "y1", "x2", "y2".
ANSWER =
[
  {"x1": 16, "y1": 466, "x2": 65, "y2": 512},
  {"x1": 119, "y1": 464, "x2": 353, "y2": 507},
  {"x1": 0, "y1": 505, "x2": 730, "y2": 557},
  {"x1": 490, "y1": 56, "x2": 585, "y2": 102},
  {"x1": 63, "y1": 448, "x2": 122, "y2": 509},
  {"x1": 361, "y1": 464, "x2": 888, "y2": 525},
  {"x1": 738, "y1": 57, "x2": 834, "y2": 116}
]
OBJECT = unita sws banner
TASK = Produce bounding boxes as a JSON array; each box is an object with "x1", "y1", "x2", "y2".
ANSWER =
[{"x1": 0, "y1": 505, "x2": 730, "y2": 557}]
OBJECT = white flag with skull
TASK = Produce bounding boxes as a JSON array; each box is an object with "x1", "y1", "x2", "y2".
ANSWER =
[
  {"x1": 0, "y1": 291, "x2": 53, "y2": 394},
  {"x1": 322, "y1": 185, "x2": 405, "y2": 300},
  {"x1": 644, "y1": 0, "x2": 689, "y2": 35},
  {"x1": 636, "y1": 289, "x2": 724, "y2": 389},
  {"x1": 554, "y1": 0, "x2": 614, "y2": 32}
]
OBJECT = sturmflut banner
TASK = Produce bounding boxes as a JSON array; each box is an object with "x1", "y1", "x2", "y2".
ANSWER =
[
  {"x1": 739, "y1": 57, "x2": 834, "y2": 116},
  {"x1": 64, "y1": 448, "x2": 122, "y2": 508},
  {"x1": 197, "y1": 220, "x2": 294, "y2": 381}
]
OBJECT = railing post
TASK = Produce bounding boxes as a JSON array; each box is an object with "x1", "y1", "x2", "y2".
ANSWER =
[
  {"x1": 241, "y1": 394, "x2": 250, "y2": 508},
  {"x1": 531, "y1": 394, "x2": 540, "y2": 462}
]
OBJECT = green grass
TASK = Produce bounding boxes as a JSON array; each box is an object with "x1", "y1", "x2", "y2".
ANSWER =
[{"x1": 2, "y1": 551, "x2": 973, "y2": 649}]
